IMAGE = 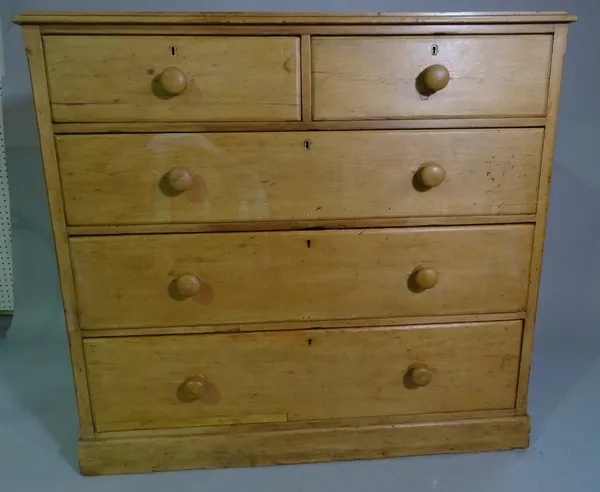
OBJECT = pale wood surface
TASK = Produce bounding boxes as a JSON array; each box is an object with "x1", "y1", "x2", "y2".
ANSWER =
[
  {"x1": 78, "y1": 416, "x2": 530, "y2": 475},
  {"x1": 70, "y1": 225, "x2": 533, "y2": 330},
  {"x1": 95, "y1": 408, "x2": 517, "y2": 439},
  {"x1": 14, "y1": 11, "x2": 576, "y2": 24},
  {"x1": 66, "y1": 215, "x2": 536, "y2": 237},
  {"x1": 52, "y1": 117, "x2": 547, "y2": 134},
  {"x1": 313, "y1": 35, "x2": 553, "y2": 120},
  {"x1": 16, "y1": 10, "x2": 574, "y2": 474},
  {"x1": 80, "y1": 312, "x2": 526, "y2": 337},
  {"x1": 516, "y1": 26, "x2": 569, "y2": 413},
  {"x1": 44, "y1": 36, "x2": 300, "y2": 122},
  {"x1": 84, "y1": 321, "x2": 522, "y2": 431},
  {"x1": 22, "y1": 26, "x2": 94, "y2": 438},
  {"x1": 57, "y1": 129, "x2": 543, "y2": 226},
  {"x1": 38, "y1": 24, "x2": 557, "y2": 36},
  {"x1": 300, "y1": 35, "x2": 312, "y2": 121}
]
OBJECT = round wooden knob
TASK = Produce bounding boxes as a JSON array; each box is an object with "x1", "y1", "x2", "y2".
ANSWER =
[
  {"x1": 165, "y1": 167, "x2": 194, "y2": 193},
  {"x1": 408, "y1": 363, "x2": 433, "y2": 387},
  {"x1": 417, "y1": 163, "x2": 446, "y2": 188},
  {"x1": 159, "y1": 67, "x2": 187, "y2": 95},
  {"x1": 175, "y1": 274, "x2": 201, "y2": 297},
  {"x1": 412, "y1": 266, "x2": 439, "y2": 290},
  {"x1": 182, "y1": 375, "x2": 209, "y2": 400},
  {"x1": 422, "y1": 64, "x2": 450, "y2": 92}
]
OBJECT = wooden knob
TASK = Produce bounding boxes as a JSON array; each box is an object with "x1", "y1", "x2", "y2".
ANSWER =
[
  {"x1": 165, "y1": 167, "x2": 194, "y2": 193},
  {"x1": 422, "y1": 64, "x2": 450, "y2": 92},
  {"x1": 417, "y1": 163, "x2": 446, "y2": 188},
  {"x1": 182, "y1": 375, "x2": 209, "y2": 400},
  {"x1": 159, "y1": 67, "x2": 187, "y2": 95},
  {"x1": 175, "y1": 274, "x2": 201, "y2": 297},
  {"x1": 412, "y1": 266, "x2": 438, "y2": 290},
  {"x1": 408, "y1": 363, "x2": 432, "y2": 387}
]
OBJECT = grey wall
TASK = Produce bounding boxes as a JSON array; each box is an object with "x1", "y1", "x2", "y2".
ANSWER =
[{"x1": 1, "y1": 0, "x2": 599, "y2": 349}]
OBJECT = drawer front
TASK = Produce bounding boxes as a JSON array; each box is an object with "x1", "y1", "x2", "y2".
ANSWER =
[
  {"x1": 57, "y1": 129, "x2": 543, "y2": 226},
  {"x1": 85, "y1": 321, "x2": 522, "y2": 431},
  {"x1": 71, "y1": 225, "x2": 533, "y2": 330},
  {"x1": 313, "y1": 35, "x2": 552, "y2": 120},
  {"x1": 44, "y1": 36, "x2": 300, "y2": 122}
]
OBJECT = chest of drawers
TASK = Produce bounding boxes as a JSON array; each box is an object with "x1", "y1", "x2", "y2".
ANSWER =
[{"x1": 15, "y1": 11, "x2": 575, "y2": 475}]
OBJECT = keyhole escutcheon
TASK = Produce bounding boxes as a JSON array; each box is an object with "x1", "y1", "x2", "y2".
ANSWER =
[
  {"x1": 431, "y1": 44, "x2": 439, "y2": 56},
  {"x1": 304, "y1": 139, "x2": 312, "y2": 150},
  {"x1": 170, "y1": 45, "x2": 177, "y2": 56}
]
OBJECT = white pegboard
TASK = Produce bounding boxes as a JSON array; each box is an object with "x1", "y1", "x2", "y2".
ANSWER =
[{"x1": 0, "y1": 75, "x2": 14, "y2": 313}]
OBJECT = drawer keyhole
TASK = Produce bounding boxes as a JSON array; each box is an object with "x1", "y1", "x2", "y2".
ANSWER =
[
  {"x1": 431, "y1": 44, "x2": 439, "y2": 56},
  {"x1": 170, "y1": 45, "x2": 177, "y2": 56},
  {"x1": 304, "y1": 139, "x2": 312, "y2": 151}
]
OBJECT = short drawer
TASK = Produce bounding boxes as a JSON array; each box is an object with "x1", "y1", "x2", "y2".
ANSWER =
[
  {"x1": 312, "y1": 35, "x2": 552, "y2": 120},
  {"x1": 70, "y1": 225, "x2": 533, "y2": 330},
  {"x1": 84, "y1": 321, "x2": 523, "y2": 432},
  {"x1": 44, "y1": 36, "x2": 300, "y2": 122},
  {"x1": 57, "y1": 129, "x2": 543, "y2": 226}
]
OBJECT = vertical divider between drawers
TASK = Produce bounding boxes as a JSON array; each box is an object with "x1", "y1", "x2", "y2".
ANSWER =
[{"x1": 300, "y1": 34, "x2": 312, "y2": 122}]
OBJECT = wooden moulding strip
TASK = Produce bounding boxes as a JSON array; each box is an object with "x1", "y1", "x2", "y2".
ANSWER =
[{"x1": 78, "y1": 416, "x2": 530, "y2": 475}]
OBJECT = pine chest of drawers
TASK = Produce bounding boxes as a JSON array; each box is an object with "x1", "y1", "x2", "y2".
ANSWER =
[{"x1": 15, "y1": 11, "x2": 575, "y2": 475}]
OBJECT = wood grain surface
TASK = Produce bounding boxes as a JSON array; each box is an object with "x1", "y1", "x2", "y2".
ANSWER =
[
  {"x1": 22, "y1": 26, "x2": 95, "y2": 438},
  {"x1": 15, "y1": 10, "x2": 574, "y2": 475},
  {"x1": 70, "y1": 225, "x2": 534, "y2": 330},
  {"x1": 84, "y1": 321, "x2": 522, "y2": 432},
  {"x1": 313, "y1": 35, "x2": 552, "y2": 120},
  {"x1": 78, "y1": 416, "x2": 530, "y2": 475},
  {"x1": 516, "y1": 26, "x2": 570, "y2": 412},
  {"x1": 52, "y1": 117, "x2": 547, "y2": 134},
  {"x1": 57, "y1": 129, "x2": 543, "y2": 226},
  {"x1": 44, "y1": 36, "x2": 300, "y2": 122},
  {"x1": 14, "y1": 10, "x2": 577, "y2": 24}
]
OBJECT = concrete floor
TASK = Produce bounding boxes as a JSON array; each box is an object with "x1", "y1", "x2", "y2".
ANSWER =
[{"x1": 1, "y1": 147, "x2": 599, "y2": 490}]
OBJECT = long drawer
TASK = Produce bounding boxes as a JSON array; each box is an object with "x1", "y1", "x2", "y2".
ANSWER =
[
  {"x1": 44, "y1": 36, "x2": 300, "y2": 122},
  {"x1": 84, "y1": 321, "x2": 523, "y2": 431},
  {"x1": 57, "y1": 129, "x2": 543, "y2": 226},
  {"x1": 70, "y1": 225, "x2": 533, "y2": 330},
  {"x1": 313, "y1": 35, "x2": 552, "y2": 120}
]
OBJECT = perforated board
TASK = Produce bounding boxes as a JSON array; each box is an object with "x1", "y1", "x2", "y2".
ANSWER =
[{"x1": 0, "y1": 73, "x2": 14, "y2": 313}]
